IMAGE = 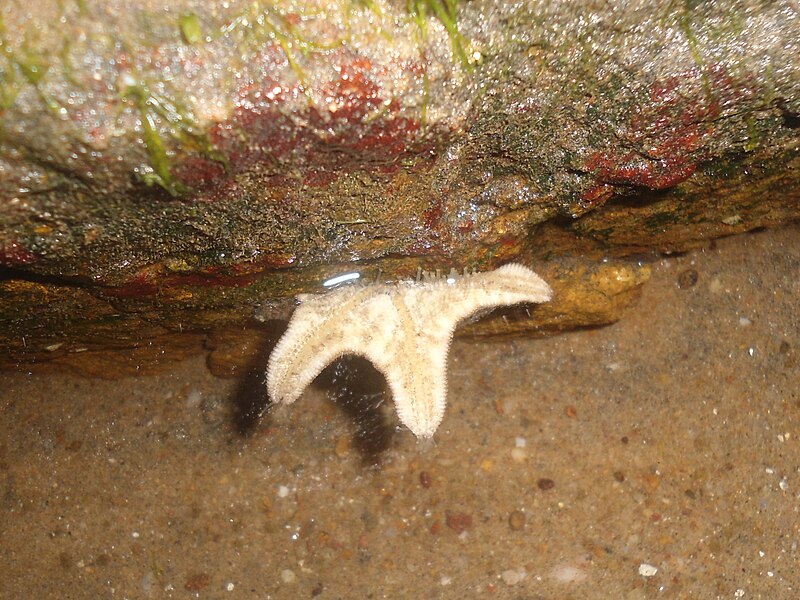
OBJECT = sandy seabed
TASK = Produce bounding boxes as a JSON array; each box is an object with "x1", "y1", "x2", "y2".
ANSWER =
[{"x1": 1, "y1": 225, "x2": 798, "y2": 599}]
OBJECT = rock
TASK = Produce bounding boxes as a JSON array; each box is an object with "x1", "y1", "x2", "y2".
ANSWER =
[
  {"x1": 1, "y1": 0, "x2": 798, "y2": 376},
  {"x1": 638, "y1": 563, "x2": 659, "y2": 577},
  {"x1": 508, "y1": 510, "x2": 526, "y2": 531},
  {"x1": 501, "y1": 568, "x2": 527, "y2": 585}
]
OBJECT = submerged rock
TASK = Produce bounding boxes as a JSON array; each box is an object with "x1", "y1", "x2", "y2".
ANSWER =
[{"x1": 1, "y1": 0, "x2": 798, "y2": 375}]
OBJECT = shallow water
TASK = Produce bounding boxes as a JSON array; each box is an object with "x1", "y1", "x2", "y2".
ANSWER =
[{"x1": 2, "y1": 225, "x2": 799, "y2": 598}]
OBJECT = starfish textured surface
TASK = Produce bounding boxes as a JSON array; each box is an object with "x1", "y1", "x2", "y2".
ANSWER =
[{"x1": 266, "y1": 264, "x2": 552, "y2": 438}]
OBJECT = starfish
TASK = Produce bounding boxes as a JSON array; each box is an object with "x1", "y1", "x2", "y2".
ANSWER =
[{"x1": 266, "y1": 263, "x2": 552, "y2": 438}]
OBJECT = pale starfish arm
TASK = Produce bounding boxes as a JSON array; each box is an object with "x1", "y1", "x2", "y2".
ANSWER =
[
  {"x1": 266, "y1": 287, "x2": 398, "y2": 405},
  {"x1": 364, "y1": 292, "x2": 452, "y2": 437},
  {"x1": 378, "y1": 335, "x2": 449, "y2": 438},
  {"x1": 392, "y1": 264, "x2": 551, "y2": 436},
  {"x1": 409, "y1": 263, "x2": 552, "y2": 332}
]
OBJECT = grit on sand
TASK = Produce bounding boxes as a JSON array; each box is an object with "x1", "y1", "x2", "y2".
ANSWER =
[{"x1": 2, "y1": 225, "x2": 798, "y2": 598}]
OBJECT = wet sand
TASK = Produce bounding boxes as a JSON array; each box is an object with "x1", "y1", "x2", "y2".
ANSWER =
[{"x1": 1, "y1": 225, "x2": 798, "y2": 599}]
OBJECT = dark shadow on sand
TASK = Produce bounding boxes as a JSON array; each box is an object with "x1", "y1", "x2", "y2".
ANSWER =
[
  {"x1": 228, "y1": 322, "x2": 286, "y2": 436},
  {"x1": 229, "y1": 327, "x2": 394, "y2": 463},
  {"x1": 315, "y1": 356, "x2": 394, "y2": 464}
]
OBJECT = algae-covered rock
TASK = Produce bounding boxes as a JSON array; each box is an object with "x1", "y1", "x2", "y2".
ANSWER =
[{"x1": 1, "y1": 0, "x2": 798, "y2": 374}]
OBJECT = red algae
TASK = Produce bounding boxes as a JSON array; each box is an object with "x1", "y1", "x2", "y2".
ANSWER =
[
  {"x1": 0, "y1": 239, "x2": 37, "y2": 267},
  {"x1": 585, "y1": 65, "x2": 756, "y2": 190},
  {"x1": 208, "y1": 50, "x2": 427, "y2": 187}
]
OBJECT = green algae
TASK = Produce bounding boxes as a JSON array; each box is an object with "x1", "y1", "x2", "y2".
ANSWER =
[
  {"x1": 179, "y1": 13, "x2": 204, "y2": 45},
  {"x1": 15, "y1": 50, "x2": 49, "y2": 86},
  {"x1": 678, "y1": 8, "x2": 705, "y2": 70},
  {"x1": 744, "y1": 115, "x2": 760, "y2": 152},
  {"x1": 353, "y1": 0, "x2": 388, "y2": 27},
  {"x1": 409, "y1": 0, "x2": 471, "y2": 71},
  {"x1": 122, "y1": 81, "x2": 228, "y2": 197},
  {"x1": 217, "y1": 4, "x2": 329, "y2": 91},
  {"x1": 0, "y1": 21, "x2": 61, "y2": 113},
  {"x1": 407, "y1": 0, "x2": 473, "y2": 128},
  {"x1": 0, "y1": 16, "x2": 20, "y2": 110}
]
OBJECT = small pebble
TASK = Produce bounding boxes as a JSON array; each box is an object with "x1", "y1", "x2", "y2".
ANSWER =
[
  {"x1": 508, "y1": 510, "x2": 526, "y2": 531},
  {"x1": 613, "y1": 470, "x2": 625, "y2": 482},
  {"x1": 644, "y1": 473, "x2": 660, "y2": 491},
  {"x1": 638, "y1": 563, "x2": 658, "y2": 577},
  {"x1": 537, "y1": 478, "x2": 555, "y2": 491},
  {"x1": 361, "y1": 510, "x2": 378, "y2": 531},
  {"x1": 419, "y1": 471, "x2": 432, "y2": 489},
  {"x1": 501, "y1": 568, "x2": 527, "y2": 585},
  {"x1": 186, "y1": 389, "x2": 203, "y2": 408},
  {"x1": 510, "y1": 447, "x2": 527, "y2": 463},
  {"x1": 281, "y1": 569, "x2": 296, "y2": 583},
  {"x1": 201, "y1": 397, "x2": 225, "y2": 426},
  {"x1": 94, "y1": 554, "x2": 110, "y2": 567},
  {"x1": 565, "y1": 405, "x2": 578, "y2": 418},
  {"x1": 445, "y1": 510, "x2": 473, "y2": 534},
  {"x1": 334, "y1": 435, "x2": 351, "y2": 458},
  {"x1": 551, "y1": 564, "x2": 586, "y2": 583},
  {"x1": 185, "y1": 573, "x2": 211, "y2": 591},
  {"x1": 677, "y1": 269, "x2": 698, "y2": 289},
  {"x1": 140, "y1": 571, "x2": 156, "y2": 595}
]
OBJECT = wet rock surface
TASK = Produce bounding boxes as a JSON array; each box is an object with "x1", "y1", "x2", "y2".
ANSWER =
[{"x1": 1, "y1": 0, "x2": 799, "y2": 373}]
